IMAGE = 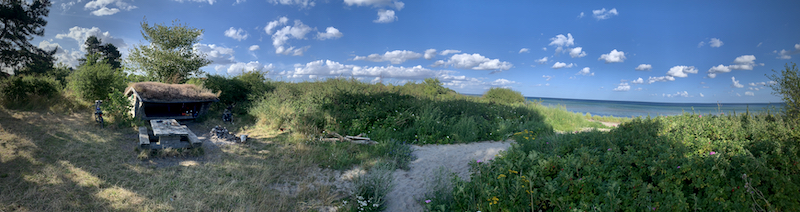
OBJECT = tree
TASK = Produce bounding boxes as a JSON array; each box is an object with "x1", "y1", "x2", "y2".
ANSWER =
[
  {"x1": 767, "y1": 62, "x2": 800, "y2": 121},
  {"x1": 127, "y1": 19, "x2": 210, "y2": 84},
  {"x1": 67, "y1": 60, "x2": 125, "y2": 101},
  {"x1": 78, "y1": 35, "x2": 122, "y2": 69},
  {"x1": 0, "y1": 0, "x2": 53, "y2": 73}
]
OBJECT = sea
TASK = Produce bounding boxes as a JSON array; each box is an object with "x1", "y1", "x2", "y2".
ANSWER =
[{"x1": 526, "y1": 97, "x2": 786, "y2": 118}]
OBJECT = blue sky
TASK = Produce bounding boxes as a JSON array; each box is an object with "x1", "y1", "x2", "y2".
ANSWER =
[{"x1": 34, "y1": 0, "x2": 800, "y2": 103}]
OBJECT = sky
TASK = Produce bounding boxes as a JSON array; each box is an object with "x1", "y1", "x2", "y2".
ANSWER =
[{"x1": 31, "y1": 0, "x2": 800, "y2": 103}]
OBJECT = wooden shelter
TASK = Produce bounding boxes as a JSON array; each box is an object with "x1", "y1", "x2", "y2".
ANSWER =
[{"x1": 124, "y1": 82, "x2": 219, "y2": 120}]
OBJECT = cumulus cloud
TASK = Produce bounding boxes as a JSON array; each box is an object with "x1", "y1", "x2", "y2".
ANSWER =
[
  {"x1": 353, "y1": 50, "x2": 422, "y2": 64},
  {"x1": 55, "y1": 26, "x2": 127, "y2": 50},
  {"x1": 709, "y1": 38, "x2": 723, "y2": 48},
  {"x1": 224, "y1": 27, "x2": 248, "y2": 41},
  {"x1": 613, "y1": 82, "x2": 630, "y2": 91},
  {"x1": 592, "y1": 8, "x2": 618, "y2": 20},
  {"x1": 700, "y1": 93, "x2": 704, "y2": 97},
  {"x1": 569, "y1": 47, "x2": 586, "y2": 58},
  {"x1": 598, "y1": 49, "x2": 625, "y2": 63},
  {"x1": 663, "y1": 91, "x2": 690, "y2": 98},
  {"x1": 706, "y1": 55, "x2": 761, "y2": 78},
  {"x1": 38, "y1": 40, "x2": 83, "y2": 68},
  {"x1": 374, "y1": 9, "x2": 397, "y2": 23},
  {"x1": 745, "y1": 91, "x2": 754, "y2": 96},
  {"x1": 226, "y1": 61, "x2": 274, "y2": 75},
  {"x1": 435, "y1": 53, "x2": 513, "y2": 72},
  {"x1": 635, "y1": 64, "x2": 652, "y2": 71},
  {"x1": 267, "y1": 0, "x2": 315, "y2": 8},
  {"x1": 265, "y1": 17, "x2": 289, "y2": 34},
  {"x1": 576, "y1": 67, "x2": 593, "y2": 76},
  {"x1": 534, "y1": 57, "x2": 548, "y2": 64},
  {"x1": 631, "y1": 77, "x2": 644, "y2": 84},
  {"x1": 344, "y1": 0, "x2": 404, "y2": 9},
  {"x1": 316, "y1": 27, "x2": 343, "y2": 40},
  {"x1": 85, "y1": 0, "x2": 137, "y2": 16},
  {"x1": 775, "y1": 43, "x2": 800, "y2": 59},
  {"x1": 578, "y1": 12, "x2": 585, "y2": 18},
  {"x1": 439, "y1": 49, "x2": 461, "y2": 56},
  {"x1": 666, "y1": 66, "x2": 698, "y2": 78},
  {"x1": 193, "y1": 43, "x2": 236, "y2": 65},
  {"x1": 731, "y1": 76, "x2": 744, "y2": 88},
  {"x1": 265, "y1": 17, "x2": 326, "y2": 56},
  {"x1": 542, "y1": 75, "x2": 553, "y2": 81},
  {"x1": 249, "y1": 45, "x2": 260, "y2": 51},
  {"x1": 549, "y1": 33, "x2": 575, "y2": 53},
  {"x1": 648, "y1": 76, "x2": 675, "y2": 84},
  {"x1": 424, "y1": 49, "x2": 437, "y2": 60},
  {"x1": 519, "y1": 48, "x2": 529, "y2": 53},
  {"x1": 552, "y1": 62, "x2": 574, "y2": 69},
  {"x1": 490, "y1": 79, "x2": 517, "y2": 87},
  {"x1": 172, "y1": 0, "x2": 216, "y2": 5}
]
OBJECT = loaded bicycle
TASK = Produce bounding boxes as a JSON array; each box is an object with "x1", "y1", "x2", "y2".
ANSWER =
[{"x1": 94, "y1": 100, "x2": 104, "y2": 128}]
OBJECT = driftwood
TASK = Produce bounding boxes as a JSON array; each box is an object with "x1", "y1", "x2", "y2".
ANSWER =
[{"x1": 320, "y1": 132, "x2": 378, "y2": 145}]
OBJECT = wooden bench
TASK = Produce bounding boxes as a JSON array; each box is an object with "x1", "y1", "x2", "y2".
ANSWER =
[
  {"x1": 138, "y1": 126, "x2": 150, "y2": 148},
  {"x1": 187, "y1": 130, "x2": 202, "y2": 148}
]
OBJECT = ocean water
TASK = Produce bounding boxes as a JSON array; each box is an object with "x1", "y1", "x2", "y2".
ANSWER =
[{"x1": 527, "y1": 97, "x2": 785, "y2": 118}]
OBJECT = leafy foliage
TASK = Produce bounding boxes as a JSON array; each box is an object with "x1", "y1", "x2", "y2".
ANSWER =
[
  {"x1": 200, "y1": 70, "x2": 273, "y2": 112},
  {"x1": 767, "y1": 62, "x2": 799, "y2": 122},
  {"x1": 103, "y1": 88, "x2": 134, "y2": 127},
  {"x1": 78, "y1": 36, "x2": 122, "y2": 69},
  {"x1": 67, "y1": 61, "x2": 125, "y2": 101},
  {"x1": 0, "y1": 75, "x2": 60, "y2": 106},
  {"x1": 447, "y1": 113, "x2": 799, "y2": 211},
  {"x1": 483, "y1": 87, "x2": 525, "y2": 104},
  {"x1": 127, "y1": 19, "x2": 210, "y2": 84},
  {"x1": 0, "y1": 0, "x2": 53, "y2": 71}
]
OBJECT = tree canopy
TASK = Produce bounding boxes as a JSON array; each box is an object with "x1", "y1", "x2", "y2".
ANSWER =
[
  {"x1": 767, "y1": 62, "x2": 800, "y2": 121},
  {"x1": 78, "y1": 35, "x2": 121, "y2": 69},
  {"x1": 127, "y1": 19, "x2": 210, "y2": 84},
  {"x1": 0, "y1": 0, "x2": 53, "y2": 73}
]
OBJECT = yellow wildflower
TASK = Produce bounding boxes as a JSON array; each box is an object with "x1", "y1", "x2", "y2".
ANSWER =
[
  {"x1": 509, "y1": 169, "x2": 518, "y2": 174},
  {"x1": 498, "y1": 174, "x2": 506, "y2": 179}
]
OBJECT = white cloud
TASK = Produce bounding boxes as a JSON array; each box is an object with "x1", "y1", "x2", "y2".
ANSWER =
[
  {"x1": 709, "y1": 38, "x2": 723, "y2": 48},
  {"x1": 437, "y1": 53, "x2": 513, "y2": 72},
  {"x1": 353, "y1": 50, "x2": 422, "y2": 64},
  {"x1": 249, "y1": 45, "x2": 260, "y2": 51},
  {"x1": 648, "y1": 76, "x2": 675, "y2": 84},
  {"x1": 635, "y1": 64, "x2": 652, "y2": 71},
  {"x1": 757, "y1": 42, "x2": 763, "y2": 47},
  {"x1": 598, "y1": 49, "x2": 626, "y2": 63},
  {"x1": 490, "y1": 79, "x2": 517, "y2": 87},
  {"x1": 666, "y1": 65, "x2": 698, "y2": 78},
  {"x1": 439, "y1": 49, "x2": 461, "y2": 55},
  {"x1": 224, "y1": 27, "x2": 248, "y2": 41},
  {"x1": 700, "y1": 93, "x2": 704, "y2": 97},
  {"x1": 344, "y1": 0, "x2": 404, "y2": 9},
  {"x1": 663, "y1": 91, "x2": 690, "y2": 98},
  {"x1": 706, "y1": 55, "x2": 761, "y2": 78},
  {"x1": 552, "y1": 62, "x2": 574, "y2": 69},
  {"x1": 549, "y1": 33, "x2": 575, "y2": 53},
  {"x1": 745, "y1": 91, "x2": 754, "y2": 96},
  {"x1": 775, "y1": 44, "x2": 800, "y2": 59},
  {"x1": 193, "y1": 43, "x2": 236, "y2": 65},
  {"x1": 613, "y1": 82, "x2": 630, "y2": 91},
  {"x1": 592, "y1": 8, "x2": 618, "y2": 20},
  {"x1": 542, "y1": 47, "x2": 547, "y2": 51},
  {"x1": 55, "y1": 26, "x2": 127, "y2": 50},
  {"x1": 576, "y1": 67, "x2": 593, "y2": 76},
  {"x1": 542, "y1": 75, "x2": 553, "y2": 81},
  {"x1": 424, "y1": 49, "x2": 437, "y2": 60},
  {"x1": 748, "y1": 87, "x2": 761, "y2": 91},
  {"x1": 697, "y1": 41, "x2": 705, "y2": 48},
  {"x1": 374, "y1": 9, "x2": 397, "y2": 23},
  {"x1": 38, "y1": 40, "x2": 83, "y2": 68},
  {"x1": 731, "y1": 77, "x2": 744, "y2": 88},
  {"x1": 85, "y1": 0, "x2": 136, "y2": 16},
  {"x1": 569, "y1": 47, "x2": 586, "y2": 58},
  {"x1": 226, "y1": 61, "x2": 274, "y2": 75},
  {"x1": 267, "y1": 0, "x2": 315, "y2": 8},
  {"x1": 631, "y1": 77, "x2": 644, "y2": 84},
  {"x1": 578, "y1": 12, "x2": 585, "y2": 18},
  {"x1": 534, "y1": 56, "x2": 548, "y2": 64},
  {"x1": 316, "y1": 27, "x2": 343, "y2": 40},
  {"x1": 265, "y1": 17, "x2": 314, "y2": 56},
  {"x1": 706, "y1": 64, "x2": 730, "y2": 78},
  {"x1": 172, "y1": 0, "x2": 216, "y2": 5},
  {"x1": 519, "y1": 48, "x2": 530, "y2": 53}
]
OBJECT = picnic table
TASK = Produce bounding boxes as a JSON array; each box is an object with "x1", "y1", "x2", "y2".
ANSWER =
[{"x1": 146, "y1": 119, "x2": 201, "y2": 149}]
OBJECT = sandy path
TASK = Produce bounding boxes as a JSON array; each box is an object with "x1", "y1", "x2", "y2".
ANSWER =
[{"x1": 385, "y1": 141, "x2": 513, "y2": 212}]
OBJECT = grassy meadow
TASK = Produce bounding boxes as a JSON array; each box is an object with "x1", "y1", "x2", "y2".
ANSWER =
[{"x1": 1, "y1": 77, "x2": 796, "y2": 211}]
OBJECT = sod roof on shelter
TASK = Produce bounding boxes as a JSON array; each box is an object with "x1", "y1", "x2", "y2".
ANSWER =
[{"x1": 125, "y1": 82, "x2": 219, "y2": 103}]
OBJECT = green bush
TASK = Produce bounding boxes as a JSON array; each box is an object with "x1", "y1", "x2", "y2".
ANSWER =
[
  {"x1": 66, "y1": 62, "x2": 125, "y2": 101},
  {"x1": 104, "y1": 88, "x2": 134, "y2": 127},
  {"x1": 483, "y1": 87, "x2": 525, "y2": 104},
  {"x1": 447, "y1": 113, "x2": 800, "y2": 211},
  {"x1": 0, "y1": 75, "x2": 61, "y2": 106},
  {"x1": 202, "y1": 71, "x2": 273, "y2": 112}
]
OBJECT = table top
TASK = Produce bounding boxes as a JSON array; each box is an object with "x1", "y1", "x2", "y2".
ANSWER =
[{"x1": 150, "y1": 119, "x2": 190, "y2": 136}]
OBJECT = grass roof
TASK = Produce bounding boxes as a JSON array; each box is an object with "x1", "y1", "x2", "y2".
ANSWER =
[{"x1": 125, "y1": 82, "x2": 219, "y2": 103}]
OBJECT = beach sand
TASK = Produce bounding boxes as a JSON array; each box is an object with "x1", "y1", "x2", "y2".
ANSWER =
[{"x1": 384, "y1": 141, "x2": 513, "y2": 212}]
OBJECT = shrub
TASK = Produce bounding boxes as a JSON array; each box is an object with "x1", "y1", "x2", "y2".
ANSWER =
[
  {"x1": 0, "y1": 75, "x2": 61, "y2": 107},
  {"x1": 67, "y1": 62, "x2": 125, "y2": 101},
  {"x1": 202, "y1": 71, "x2": 273, "y2": 112},
  {"x1": 347, "y1": 163, "x2": 394, "y2": 212},
  {"x1": 104, "y1": 88, "x2": 134, "y2": 127},
  {"x1": 767, "y1": 62, "x2": 799, "y2": 122},
  {"x1": 483, "y1": 87, "x2": 525, "y2": 104}
]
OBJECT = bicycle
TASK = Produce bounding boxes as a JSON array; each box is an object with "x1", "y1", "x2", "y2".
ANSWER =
[
  {"x1": 94, "y1": 100, "x2": 104, "y2": 128},
  {"x1": 222, "y1": 103, "x2": 235, "y2": 124}
]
